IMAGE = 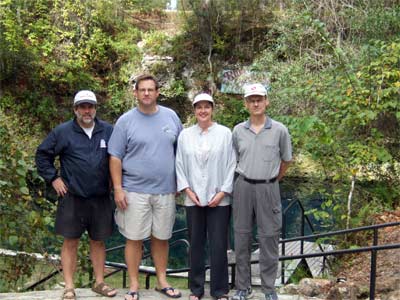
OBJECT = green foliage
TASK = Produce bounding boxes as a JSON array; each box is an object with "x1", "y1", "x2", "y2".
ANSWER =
[
  {"x1": 179, "y1": 0, "x2": 275, "y2": 61},
  {"x1": 282, "y1": 37, "x2": 400, "y2": 219},
  {"x1": 102, "y1": 86, "x2": 136, "y2": 122},
  {"x1": 0, "y1": 0, "x2": 149, "y2": 289},
  {"x1": 213, "y1": 94, "x2": 248, "y2": 129},
  {"x1": 0, "y1": 0, "x2": 399, "y2": 291},
  {"x1": 0, "y1": 0, "x2": 143, "y2": 129},
  {"x1": 161, "y1": 79, "x2": 186, "y2": 98},
  {"x1": 348, "y1": 4, "x2": 400, "y2": 43},
  {"x1": 0, "y1": 110, "x2": 55, "y2": 291},
  {"x1": 249, "y1": 3, "x2": 400, "y2": 227},
  {"x1": 265, "y1": 11, "x2": 330, "y2": 61},
  {"x1": 130, "y1": 0, "x2": 169, "y2": 11},
  {"x1": 142, "y1": 31, "x2": 171, "y2": 55}
]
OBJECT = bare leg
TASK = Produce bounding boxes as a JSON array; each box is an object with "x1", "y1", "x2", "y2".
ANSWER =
[
  {"x1": 125, "y1": 239, "x2": 143, "y2": 292},
  {"x1": 90, "y1": 239, "x2": 117, "y2": 296},
  {"x1": 61, "y1": 238, "x2": 79, "y2": 293},
  {"x1": 152, "y1": 236, "x2": 180, "y2": 297},
  {"x1": 90, "y1": 239, "x2": 106, "y2": 284}
]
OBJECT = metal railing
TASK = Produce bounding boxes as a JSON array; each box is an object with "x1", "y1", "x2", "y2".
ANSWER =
[
  {"x1": 102, "y1": 227, "x2": 190, "y2": 289},
  {"x1": 101, "y1": 201, "x2": 400, "y2": 300},
  {"x1": 23, "y1": 200, "x2": 400, "y2": 300},
  {"x1": 278, "y1": 221, "x2": 400, "y2": 300},
  {"x1": 103, "y1": 221, "x2": 400, "y2": 300},
  {"x1": 281, "y1": 198, "x2": 329, "y2": 284}
]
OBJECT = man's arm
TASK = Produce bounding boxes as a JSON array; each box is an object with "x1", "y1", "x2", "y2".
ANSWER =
[
  {"x1": 109, "y1": 155, "x2": 127, "y2": 210},
  {"x1": 277, "y1": 124, "x2": 292, "y2": 181},
  {"x1": 35, "y1": 131, "x2": 68, "y2": 197},
  {"x1": 277, "y1": 160, "x2": 291, "y2": 181}
]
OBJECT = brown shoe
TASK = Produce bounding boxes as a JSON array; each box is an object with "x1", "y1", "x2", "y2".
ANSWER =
[
  {"x1": 91, "y1": 282, "x2": 117, "y2": 297},
  {"x1": 61, "y1": 288, "x2": 76, "y2": 300}
]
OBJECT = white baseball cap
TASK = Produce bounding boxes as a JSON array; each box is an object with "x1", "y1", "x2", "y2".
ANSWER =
[
  {"x1": 73, "y1": 90, "x2": 97, "y2": 106},
  {"x1": 192, "y1": 93, "x2": 214, "y2": 106},
  {"x1": 243, "y1": 83, "x2": 267, "y2": 98}
]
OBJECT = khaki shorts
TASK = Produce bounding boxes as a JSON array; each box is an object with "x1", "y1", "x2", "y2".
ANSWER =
[{"x1": 115, "y1": 191, "x2": 176, "y2": 240}]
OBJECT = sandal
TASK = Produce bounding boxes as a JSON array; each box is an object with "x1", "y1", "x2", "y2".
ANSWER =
[
  {"x1": 61, "y1": 288, "x2": 76, "y2": 300},
  {"x1": 155, "y1": 286, "x2": 182, "y2": 298},
  {"x1": 92, "y1": 282, "x2": 117, "y2": 297},
  {"x1": 125, "y1": 290, "x2": 139, "y2": 300}
]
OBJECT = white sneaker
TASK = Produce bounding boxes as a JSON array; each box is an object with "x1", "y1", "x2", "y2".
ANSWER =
[
  {"x1": 231, "y1": 287, "x2": 253, "y2": 300},
  {"x1": 265, "y1": 291, "x2": 278, "y2": 300}
]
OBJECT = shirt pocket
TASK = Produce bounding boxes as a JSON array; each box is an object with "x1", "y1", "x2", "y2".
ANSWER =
[
  {"x1": 271, "y1": 206, "x2": 282, "y2": 234},
  {"x1": 263, "y1": 145, "x2": 279, "y2": 162}
]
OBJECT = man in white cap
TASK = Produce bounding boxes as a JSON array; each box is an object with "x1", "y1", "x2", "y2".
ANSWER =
[
  {"x1": 231, "y1": 83, "x2": 292, "y2": 300},
  {"x1": 36, "y1": 90, "x2": 117, "y2": 300}
]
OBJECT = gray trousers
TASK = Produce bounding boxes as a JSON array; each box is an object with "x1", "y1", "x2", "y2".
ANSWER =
[{"x1": 233, "y1": 176, "x2": 282, "y2": 294}]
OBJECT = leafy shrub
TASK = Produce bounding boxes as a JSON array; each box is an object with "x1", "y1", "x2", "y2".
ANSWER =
[
  {"x1": 142, "y1": 31, "x2": 171, "y2": 55},
  {"x1": 0, "y1": 110, "x2": 55, "y2": 291}
]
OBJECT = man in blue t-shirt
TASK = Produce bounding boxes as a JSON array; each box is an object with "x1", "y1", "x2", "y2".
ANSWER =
[{"x1": 108, "y1": 74, "x2": 183, "y2": 300}]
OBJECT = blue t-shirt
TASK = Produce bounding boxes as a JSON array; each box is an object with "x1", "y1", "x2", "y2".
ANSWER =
[{"x1": 108, "y1": 105, "x2": 183, "y2": 194}]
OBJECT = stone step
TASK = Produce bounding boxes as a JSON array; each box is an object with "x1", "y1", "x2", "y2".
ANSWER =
[{"x1": 0, "y1": 288, "x2": 325, "y2": 300}]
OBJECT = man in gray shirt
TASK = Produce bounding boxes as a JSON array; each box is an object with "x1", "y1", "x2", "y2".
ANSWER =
[
  {"x1": 232, "y1": 83, "x2": 292, "y2": 300},
  {"x1": 108, "y1": 74, "x2": 183, "y2": 300}
]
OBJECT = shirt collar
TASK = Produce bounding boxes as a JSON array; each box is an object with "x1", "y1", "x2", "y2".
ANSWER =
[
  {"x1": 244, "y1": 115, "x2": 272, "y2": 129},
  {"x1": 195, "y1": 122, "x2": 217, "y2": 134}
]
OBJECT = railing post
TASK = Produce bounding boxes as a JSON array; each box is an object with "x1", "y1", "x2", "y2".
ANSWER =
[
  {"x1": 370, "y1": 228, "x2": 378, "y2": 300},
  {"x1": 281, "y1": 211, "x2": 286, "y2": 285},
  {"x1": 123, "y1": 269, "x2": 127, "y2": 288},
  {"x1": 89, "y1": 267, "x2": 93, "y2": 284},
  {"x1": 231, "y1": 264, "x2": 236, "y2": 289},
  {"x1": 187, "y1": 244, "x2": 191, "y2": 289},
  {"x1": 145, "y1": 274, "x2": 151, "y2": 289},
  {"x1": 300, "y1": 209, "x2": 305, "y2": 254}
]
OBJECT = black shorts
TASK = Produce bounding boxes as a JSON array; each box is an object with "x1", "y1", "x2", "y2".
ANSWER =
[{"x1": 55, "y1": 193, "x2": 114, "y2": 241}]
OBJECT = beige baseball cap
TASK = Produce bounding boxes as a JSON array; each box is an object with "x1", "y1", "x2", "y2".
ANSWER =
[{"x1": 73, "y1": 90, "x2": 97, "y2": 106}]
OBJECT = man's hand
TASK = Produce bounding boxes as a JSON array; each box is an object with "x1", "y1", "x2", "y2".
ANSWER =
[
  {"x1": 114, "y1": 188, "x2": 128, "y2": 210},
  {"x1": 52, "y1": 177, "x2": 68, "y2": 197},
  {"x1": 208, "y1": 191, "x2": 225, "y2": 207},
  {"x1": 185, "y1": 188, "x2": 202, "y2": 206}
]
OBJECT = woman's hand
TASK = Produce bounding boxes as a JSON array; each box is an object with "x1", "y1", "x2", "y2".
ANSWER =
[
  {"x1": 208, "y1": 192, "x2": 225, "y2": 207},
  {"x1": 185, "y1": 188, "x2": 202, "y2": 206}
]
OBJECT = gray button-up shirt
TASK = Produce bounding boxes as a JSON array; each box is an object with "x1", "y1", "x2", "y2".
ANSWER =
[
  {"x1": 176, "y1": 123, "x2": 236, "y2": 206},
  {"x1": 232, "y1": 116, "x2": 292, "y2": 180}
]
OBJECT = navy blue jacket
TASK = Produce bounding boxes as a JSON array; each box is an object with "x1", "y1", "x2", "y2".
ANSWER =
[{"x1": 35, "y1": 118, "x2": 113, "y2": 198}]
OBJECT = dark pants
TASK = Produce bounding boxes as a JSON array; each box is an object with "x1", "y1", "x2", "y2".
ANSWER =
[
  {"x1": 55, "y1": 193, "x2": 114, "y2": 240},
  {"x1": 186, "y1": 205, "x2": 231, "y2": 298}
]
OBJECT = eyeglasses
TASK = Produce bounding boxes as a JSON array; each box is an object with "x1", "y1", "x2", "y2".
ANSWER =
[{"x1": 138, "y1": 88, "x2": 156, "y2": 94}]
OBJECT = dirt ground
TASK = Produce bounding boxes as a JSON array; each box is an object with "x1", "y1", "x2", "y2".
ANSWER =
[{"x1": 337, "y1": 208, "x2": 400, "y2": 298}]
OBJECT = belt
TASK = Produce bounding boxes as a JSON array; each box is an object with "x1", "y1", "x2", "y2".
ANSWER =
[{"x1": 239, "y1": 174, "x2": 277, "y2": 184}]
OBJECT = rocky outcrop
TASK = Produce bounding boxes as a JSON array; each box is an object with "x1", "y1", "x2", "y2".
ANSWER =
[
  {"x1": 326, "y1": 281, "x2": 359, "y2": 300},
  {"x1": 298, "y1": 278, "x2": 333, "y2": 298},
  {"x1": 280, "y1": 278, "x2": 400, "y2": 300}
]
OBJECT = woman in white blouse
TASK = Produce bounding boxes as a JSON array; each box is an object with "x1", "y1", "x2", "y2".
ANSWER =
[{"x1": 176, "y1": 93, "x2": 236, "y2": 300}]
